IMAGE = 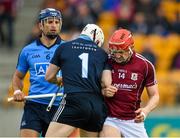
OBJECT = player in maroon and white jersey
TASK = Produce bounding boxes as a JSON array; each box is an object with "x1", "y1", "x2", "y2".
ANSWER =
[{"x1": 100, "y1": 29, "x2": 159, "y2": 137}]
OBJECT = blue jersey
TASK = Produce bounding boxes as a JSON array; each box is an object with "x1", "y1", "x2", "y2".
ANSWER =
[
  {"x1": 16, "y1": 37, "x2": 64, "y2": 105},
  {"x1": 51, "y1": 35, "x2": 108, "y2": 95}
]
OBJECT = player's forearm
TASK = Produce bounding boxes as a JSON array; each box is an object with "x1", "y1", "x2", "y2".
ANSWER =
[
  {"x1": 144, "y1": 93, "x2": 159, "y2": 114},
  {"x1": 12, "y1": 73, "x2": 24, "y2": 91},
  {"x1": 101, "y1": 70, "x2": 112, "y2": 88},
  {"x1": 45, "y1": 63, "x2": 61, "y2": 85},
  {"x1": 46, "y1": 76, "x2": 62, "y2": 86}
]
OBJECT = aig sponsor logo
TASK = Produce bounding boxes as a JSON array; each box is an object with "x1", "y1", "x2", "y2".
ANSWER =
[{"x1": 35, "y1": 63, "x2": 61, "y2": 76}]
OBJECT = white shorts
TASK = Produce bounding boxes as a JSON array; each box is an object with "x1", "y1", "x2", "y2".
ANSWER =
[{"x1": 104, "y1": 117, "x2": 148, "y2": 138}]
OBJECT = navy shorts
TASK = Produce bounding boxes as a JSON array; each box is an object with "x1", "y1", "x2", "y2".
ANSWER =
[
  {"x1": 20, "y1": 101, "x2": 58, "y2": 136},
  {"x1": 52, "y1": 92, "x2": 107, "y2": 132}
]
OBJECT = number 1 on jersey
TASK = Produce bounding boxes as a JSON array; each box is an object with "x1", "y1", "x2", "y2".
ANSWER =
[{"x1": 79, "y1": 53, "x2": 89, "y2": 78}]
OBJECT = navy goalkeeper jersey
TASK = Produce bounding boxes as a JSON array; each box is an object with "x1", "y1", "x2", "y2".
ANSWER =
[
  {"x1": 16, "y1": 37, "x2": 64, "y2": 105},
  {"x1": 50, "y1": 35, "x2": 108, "y2": 95}
]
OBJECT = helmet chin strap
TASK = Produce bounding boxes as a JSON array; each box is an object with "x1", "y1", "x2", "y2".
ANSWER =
[
  {"x1": 129, "y1": 47, "x2": 133, "y2": 55},
  {"x1": 122, "y1": 47, "x2": 133, "y2": 64}
]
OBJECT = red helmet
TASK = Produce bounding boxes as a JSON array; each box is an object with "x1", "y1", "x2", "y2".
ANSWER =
[{"x1": 109, "y1": 29, "x2": 134, "y2": 50}]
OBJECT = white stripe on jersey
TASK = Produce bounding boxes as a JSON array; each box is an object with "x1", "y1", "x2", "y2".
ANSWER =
[{"x1": 135, "y1": 53, "x2": 157, "y2": 85}]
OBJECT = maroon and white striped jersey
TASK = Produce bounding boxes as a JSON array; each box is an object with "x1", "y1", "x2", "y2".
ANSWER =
[{"x1": 105, "y1": 52, "x2": 157, "y2": 120}]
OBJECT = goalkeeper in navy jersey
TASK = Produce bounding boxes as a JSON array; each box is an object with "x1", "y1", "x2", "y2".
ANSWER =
[
  {"x1": 11, "y1": 8, "x2": 64, "y2": 137},
  {"x1": 45, "y1": 24, "x2": 108, "y2": 137}
]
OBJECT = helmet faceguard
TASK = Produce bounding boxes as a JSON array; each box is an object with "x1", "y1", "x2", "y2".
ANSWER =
[
  {"x1": 39, "y1": 8, "x2": 62, "y2": 22},
  {"x1": 39, "y1": 8, "x2": 62, "y2": 40},
  {"x1": 81, "y1": 24, "x2": 104, "y2": 47},
  {"x1": 109, "y1": 29, "x2": 134, "y2": 64}
]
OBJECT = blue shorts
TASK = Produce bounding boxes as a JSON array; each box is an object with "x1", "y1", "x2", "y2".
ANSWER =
[{"x1": 20, "y1": 101, "x2": 58, "y2": 136}]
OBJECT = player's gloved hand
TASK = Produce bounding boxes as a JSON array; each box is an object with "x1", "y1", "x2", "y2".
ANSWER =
[
  {"x1": 13, "y1": 90, "x2": 25, "y2": 102},
  {"x1": 134, "y1": 108, "x2": 148, "y2": 123},
  {"x1": 102, "y1": 85, "x2": 118, "y2": 97}
]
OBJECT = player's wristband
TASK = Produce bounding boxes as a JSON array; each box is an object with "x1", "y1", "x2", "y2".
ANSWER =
[
  {"x1": 13, "y1": 89, "x2": 22, "y2": 95},
  {"x1": 141, "y1": 111, "x2": 146, "y2": 121}
]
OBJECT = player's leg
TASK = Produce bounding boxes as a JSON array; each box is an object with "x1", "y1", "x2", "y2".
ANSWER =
[
  {"x1": 69, "y1": 128, "x2": 80, "y2": 137},
  {"x1": 99, "y1": 117, "x2": 121, "y2": 137},
  {"x1": 19, "y1": 101, "x2": 43, "y2": 137},
  {"x1": 20, "y1": 129, "x2": 39, "y2": 137},
  {"x1": 80, "y1": 129, "x2": 98, "y2": 137},
  {"x1": 99, "y1": 124, "x2": 121, "y2": 137},
  {"x1": 45, "y1": 122, "x2": 76, "y2": 137}
]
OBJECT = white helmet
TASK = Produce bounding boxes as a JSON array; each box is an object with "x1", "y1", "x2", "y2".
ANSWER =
[{"x1": 81, "y1": 24, "x2": 104, "y2": 47}]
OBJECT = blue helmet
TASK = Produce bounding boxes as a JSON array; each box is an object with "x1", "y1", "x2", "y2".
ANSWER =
[{"x1": 38, "y1": 8, "x2": 62, "y2": 22}]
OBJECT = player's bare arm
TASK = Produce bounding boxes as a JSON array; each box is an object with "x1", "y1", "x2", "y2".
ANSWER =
[
  {"x1": 12, "y1": 70, "x2": 26, "y2": 101},
  {"x1": 101, "y1": 70, "x2": 112, "y2": 88},
  {"x1": 101, "y1": 70, "x2": 117, "y2": 97},
  {"x1": 45, "y1": 63, "x2": 61, "y2": 86},
  {"x1": 135, "y1": 84, "x2": 159, "y2": 123}
]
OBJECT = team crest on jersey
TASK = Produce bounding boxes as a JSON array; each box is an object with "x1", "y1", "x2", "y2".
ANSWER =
[{"x1": 131, "y1": 73, "x2": 138, "y2": 81}]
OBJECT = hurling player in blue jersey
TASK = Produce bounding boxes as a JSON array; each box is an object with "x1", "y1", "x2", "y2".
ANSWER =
[
  {"x1": 11, "y1": 8, "x2": 64, "y2": 137},
  {"x1": 45, "y1": 24, "x2": 108, "y2": 137}
]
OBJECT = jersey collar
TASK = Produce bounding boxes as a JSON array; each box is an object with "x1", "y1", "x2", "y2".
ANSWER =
[
  {"x1": 79, "y1": 34, "x2": 92, "y2": 41},
  {"x1": 36, "y1": 36, "x2": 62, "y2": 49}
]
